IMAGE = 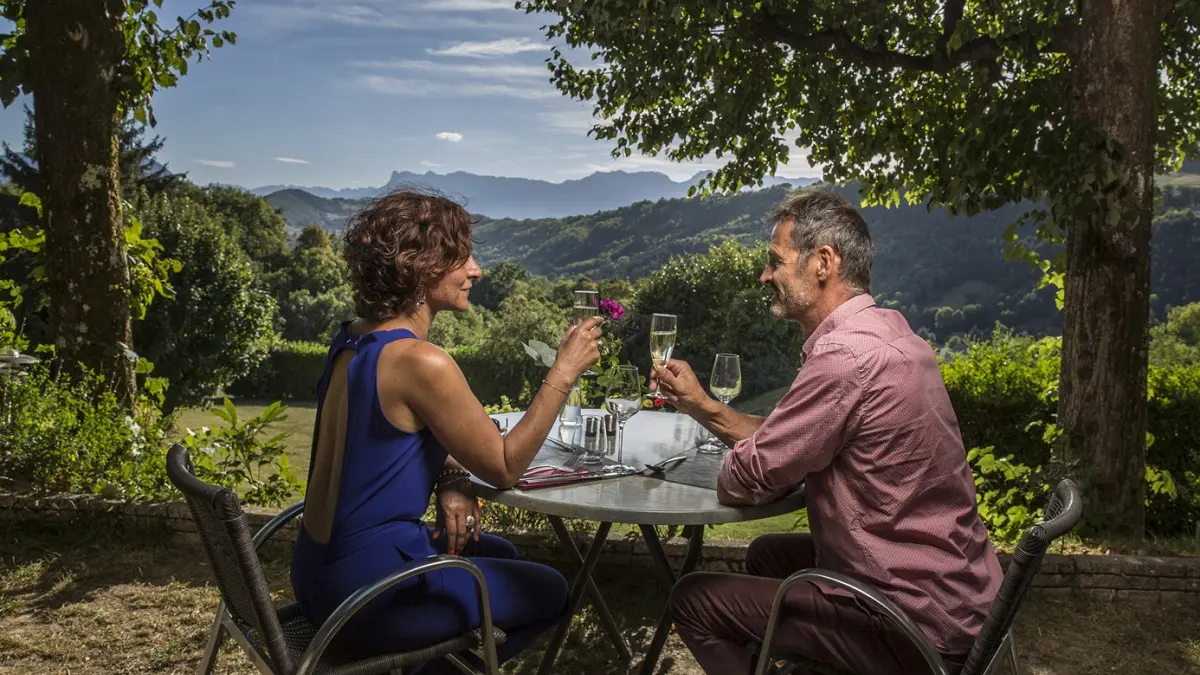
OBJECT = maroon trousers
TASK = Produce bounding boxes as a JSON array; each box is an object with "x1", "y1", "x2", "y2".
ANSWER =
[{"x1": 668, "y1": 534, "x2": 967, "y2": 675}]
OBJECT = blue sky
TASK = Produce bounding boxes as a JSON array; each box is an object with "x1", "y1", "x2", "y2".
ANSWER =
[{"x1": 0, "y1": 0, "x2": 820, "y2": 190}]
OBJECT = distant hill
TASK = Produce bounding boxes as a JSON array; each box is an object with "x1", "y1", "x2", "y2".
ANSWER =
[
  {"x1": 261, "y1": 173, "x2": 1200, "y2": 338},
  {"x1": 469, "y1": 183, "x2": 1200, "y2": 338},
  {"x1": 264, "y1": 189, "x2": 362, "y2": 232},
  {"x1": 257, "y1": 169, "x2": 817, "y2": 221}
]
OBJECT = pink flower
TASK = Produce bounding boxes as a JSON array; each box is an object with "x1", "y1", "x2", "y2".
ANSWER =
[{"x1": 599, "y1": 299, "x2": 625, "y2": 320}]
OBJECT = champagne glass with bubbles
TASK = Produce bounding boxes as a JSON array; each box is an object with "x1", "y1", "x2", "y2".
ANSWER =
[
  {"x1": 699, "y1": 353, "x2": 742, "y2": 454},
  {"x1": 647, "y1": 313, "x2": 677, "y2": 400},
  {"x1": 573, "y1": 290, "x2": 601, "y2": 375},
  {"x1": 604, "y1": 365, "x2": 642, "y2": 464}
]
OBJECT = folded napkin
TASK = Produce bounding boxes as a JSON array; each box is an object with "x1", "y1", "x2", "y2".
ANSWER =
[{"x1": 516, "y1": 465, "x2": 604, "y2": 490}]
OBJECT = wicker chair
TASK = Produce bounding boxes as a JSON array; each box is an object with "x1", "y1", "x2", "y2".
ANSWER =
[
  {"x1": 751, "y1": 478, "x2": 1083, "y2": 675},
  {"x1": 165, "y1": 444, "x2": 505, "y2": 675}
]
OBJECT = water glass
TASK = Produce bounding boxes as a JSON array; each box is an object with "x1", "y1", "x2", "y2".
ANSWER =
[{"x1": 557, "y1": 380, "x2": 583, "y2": 445}]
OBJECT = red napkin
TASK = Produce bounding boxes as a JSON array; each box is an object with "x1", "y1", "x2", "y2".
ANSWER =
[{"x1": 517, "y1": 465, "x2": 604, "y2": 490}]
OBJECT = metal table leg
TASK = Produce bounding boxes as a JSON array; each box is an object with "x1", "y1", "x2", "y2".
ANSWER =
[
  {"x1": 637, "y1": 524, "x2": 705, "y2": 675},
  {"x1": 535, "y1": 520, "x2": 614, "y2": 675},
  {"x1": 548, "y1": 517, "x2": 632, "y2": 661}
]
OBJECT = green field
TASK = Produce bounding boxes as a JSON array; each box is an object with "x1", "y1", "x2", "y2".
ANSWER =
[{"x1": 172, "y1": 400, "x2": 802, "y2": 540}]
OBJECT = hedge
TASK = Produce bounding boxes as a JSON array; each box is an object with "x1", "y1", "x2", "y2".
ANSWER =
[
  {"x1": 942, "y1": 329, "x2": 1200, "y2": 537},
  {"x1": 227, "y1": 340, "x2": 326, "y2": 400}
]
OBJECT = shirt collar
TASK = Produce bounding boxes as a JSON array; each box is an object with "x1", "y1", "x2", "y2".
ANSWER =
[{"x1": 802, "y1": 293, "x2": 876, "y2": 359}]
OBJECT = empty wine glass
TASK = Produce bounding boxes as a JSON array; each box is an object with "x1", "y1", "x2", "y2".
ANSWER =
[
  {"x1": 573, "y1": 290, "x2": 601, "y2": 375},
  {"x1": 604, "y1": 365, "x2": 642, "y2": 464},
  {"x1": 647, "y1": 313, "x2": 677, "y2": 400},
  {"x1": 698, "y1": 353, "x2": 742, "y2": 454}
]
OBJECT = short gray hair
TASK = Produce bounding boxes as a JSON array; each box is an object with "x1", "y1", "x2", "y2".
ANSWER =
[{"x1": 768, "y1": 188, "x2": 875, "y2": 294}]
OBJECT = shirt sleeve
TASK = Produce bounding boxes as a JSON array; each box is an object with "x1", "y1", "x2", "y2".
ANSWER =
[{"x1": 717, "y1": 343, "x2": 862, "y2": 506}]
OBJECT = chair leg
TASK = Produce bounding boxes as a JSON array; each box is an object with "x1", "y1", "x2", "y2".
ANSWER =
[
  {"x1": 196, "y1": 605, "x2": 226, "y2": 675},
  {"x1": 1007, "y1": 632, "x2": 1020, "y2": 675}
]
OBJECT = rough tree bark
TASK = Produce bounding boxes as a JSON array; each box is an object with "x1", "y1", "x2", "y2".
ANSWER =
[
  {"x1": 1058, "y1": 0, "x2": 1163, "y2": 537},
  {"x1": 25, "y1": 0, "x2": 136, "y2": 409}
]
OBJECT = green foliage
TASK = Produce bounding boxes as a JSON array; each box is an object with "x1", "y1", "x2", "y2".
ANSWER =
[
  {"x1": 452, "y1": 291, "x2": 569, "y2": 406},
  {"x1": 132, "y1": 192, "x2": 277, "y2": 413},
  {"x1": 228, "y1": 339, "x2": 326, "y2": 401},
  {"x1": 634, "y1": 239, "x2": 804, "y2": 401},
  {"x1": 0, "y1": 361, "x2": 175, "y2": 500},
  {"x1": 196, "y1": 185, "x2": 290, "y2": 273},
  {"x1": 180, "y1": 398, "x2": 302, "y2": 508},
  {"x1": 273, "y1": 225, "x2": 354, "y2": 342},
  {"x1": 429, "y1": 305, "x2": 486, "y2": 351},
  {"x1": 0, "y1": 1, "x2": 237, "y2": 122},
  {"x1": 944, "y1": 325, "x2": 1200, "y2": 539},
  {"x1": 472, "y1": 261, "x2": 531, "y2": 311},
  {"x1": 1150, "y1": 302, "x2": 1200, "y2": 367}
]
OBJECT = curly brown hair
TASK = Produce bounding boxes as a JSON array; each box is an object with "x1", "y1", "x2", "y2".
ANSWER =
[{"x1": 342, "y1": 188, "x2": 476, "y2": 321}]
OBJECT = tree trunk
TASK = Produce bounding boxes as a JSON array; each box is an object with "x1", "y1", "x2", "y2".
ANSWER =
[
  {"x1": 1058, "y1": 0, "x2": 1162, "y2": 537},
  {"x1": 25, "y1": 0, "x2": 136, "y2": 409}
]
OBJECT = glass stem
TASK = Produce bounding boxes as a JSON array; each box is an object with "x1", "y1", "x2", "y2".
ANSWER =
[{"x1": 617, "y1": 420, "x2": 626, "y2": 464}]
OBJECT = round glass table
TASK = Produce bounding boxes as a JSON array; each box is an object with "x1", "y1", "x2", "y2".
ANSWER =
[{"x1": 473, "y1": 410, "x2": 807, "y2": 675}]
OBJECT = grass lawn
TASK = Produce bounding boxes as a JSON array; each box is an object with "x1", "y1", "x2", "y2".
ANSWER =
[
  {"x1": 173, "y1": 401, "x2": 1200, "y2": 556},
  {"x1": 0, "y1": 519, "x2": 1197, "y2": 675}
]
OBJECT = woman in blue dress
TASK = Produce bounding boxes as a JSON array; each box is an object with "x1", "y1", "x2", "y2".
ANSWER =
[{"x1": 290, "y1": 188, "x2": 602, "y2": 671}]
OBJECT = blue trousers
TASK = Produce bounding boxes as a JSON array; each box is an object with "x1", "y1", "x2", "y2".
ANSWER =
[{"x1": 323, "y1": 531, "x2": 569, "y2": 670}]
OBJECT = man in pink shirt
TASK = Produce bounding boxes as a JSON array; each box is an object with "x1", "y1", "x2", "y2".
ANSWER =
[{"x1": 652, "y1": 189, "x2": 1002, "y2": 674}]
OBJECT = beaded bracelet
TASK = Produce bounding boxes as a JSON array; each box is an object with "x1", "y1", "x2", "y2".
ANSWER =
[{"x1": 436, "y1": 467, "x2": 470, "y2": 489}]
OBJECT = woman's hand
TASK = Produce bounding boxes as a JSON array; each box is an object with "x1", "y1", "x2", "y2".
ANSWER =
[
  {"x1": 552, "y1": 315, "x2": 605, "y2": 381},
  {"x1": 432, "y1": 479, "x2": 481, "y2": 556}
]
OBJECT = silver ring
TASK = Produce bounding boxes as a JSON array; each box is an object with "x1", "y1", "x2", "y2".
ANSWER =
[{"x1": 465, "y1": 515, "x2": 476, "y2": 529}]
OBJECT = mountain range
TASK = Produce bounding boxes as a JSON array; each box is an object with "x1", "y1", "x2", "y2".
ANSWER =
[{"x1": 255, "y1": 169, "x2": 817, "y2": 222}]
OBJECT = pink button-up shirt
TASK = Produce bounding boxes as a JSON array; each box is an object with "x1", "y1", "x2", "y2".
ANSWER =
[{"x1": 718, "y1": 293, "x2": 1002, "y2": 655}]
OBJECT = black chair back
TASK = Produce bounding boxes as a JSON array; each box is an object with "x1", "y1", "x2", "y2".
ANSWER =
[
  {"x1": 960, "y1": 479, "x2": 1082, "y2": 675},
  {"x1": 165, "y1": 444, "x2": 296, "y2": 674}
]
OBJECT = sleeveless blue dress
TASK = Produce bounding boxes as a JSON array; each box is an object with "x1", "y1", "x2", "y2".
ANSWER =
[{"x1": 290, "y1": 324, "x2": 568, "y2": 666}]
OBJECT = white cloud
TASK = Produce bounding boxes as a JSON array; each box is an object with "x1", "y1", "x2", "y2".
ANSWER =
[
  {"x1": 275, "y1": 157, "x2": 310, "y2": 164},
  {"x1": 197, "y1": 159, "x2": 236, "y2": 168},
  {"x1": 419, "y1": 0, "x2": 515, "y2": 9},
  {"x1": 247, "y1": 1, "x2": 532, "y2": 32},
  {"x1": 428, "y1": 37, "x2": 546, "y2": 58},
  {"x1": 436, "y1": 132, "x2": 464, "y2": 142},
  {"x1": 349, "y1": 59, "x2": 548, "y2": 80},
  {"x1": 421, "y1": 160, "x2": 444, "y2": 168},
  {"x1": 358, "y1": 74, "x2": 556, "y2": 100}
]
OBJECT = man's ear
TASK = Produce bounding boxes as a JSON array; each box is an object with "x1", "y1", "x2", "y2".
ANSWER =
[{"x1": 815, "y1": 245, "x2": 838, "y2": 282}]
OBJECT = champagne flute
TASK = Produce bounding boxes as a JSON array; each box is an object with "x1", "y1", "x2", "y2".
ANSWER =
[
  {"x1": 573, "y1": 290, "x2": 601, "y2": 376},
  {"x1": 699, "y1": 353, "x2": 742, "y2": 454},
  {"x1": 647, "y1": 313, "x2": 677, "y2": 400},
  {"x1": 604, "y1": 365, "x2": 642, "y2": 464}
]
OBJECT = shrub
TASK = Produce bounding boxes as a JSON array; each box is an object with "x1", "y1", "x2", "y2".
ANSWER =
[
  {"x1": 632, "y1": 240, "x2": 805, "y2": 401},
  {"x1": 0, "y1": 362, "x2": 175, "y2": 500},
  {"x1": 133, "y1": 192, "x2": 278, "y2": 413},
  {"x1": 228, "y1": 340, "x2": 326, "y2": 400},
  {"x1": 179, "y1": 398, "x2": 303, "y2": 508},
  {"x1": 945, "y1": 326, "x2": 1200, "y2": 539}
]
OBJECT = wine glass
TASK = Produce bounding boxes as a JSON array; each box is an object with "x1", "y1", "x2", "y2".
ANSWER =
[
  {"x1": 647, "y1": 313, "x2": 677, "y2": 400},
  {"x1": 573, "y1": 290, "x2": 601, "y2": 375},
  {"x1": 604, "y1": 365, "x2": 642, "y2": 464},
  {"x1": 698, "y1": 353, "x2": 742, "y2": 454}
]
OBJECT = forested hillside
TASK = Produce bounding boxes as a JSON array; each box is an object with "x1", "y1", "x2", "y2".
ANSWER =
[{"x1": 265, "y1": 180, "x2": 1200, "y2": 340}]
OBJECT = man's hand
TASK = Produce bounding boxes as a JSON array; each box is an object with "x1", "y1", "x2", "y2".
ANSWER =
[
  {"x1": 649, "y1": 360, "x2": 713, "y2": 417},
  {"x1": 432, "y1": 479, "x2": 481, "y2": 556}
]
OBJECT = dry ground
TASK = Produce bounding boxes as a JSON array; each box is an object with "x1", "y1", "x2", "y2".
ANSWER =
[{"x1": 1, "y1": 518, "x2": 1198, "y2": 675}]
